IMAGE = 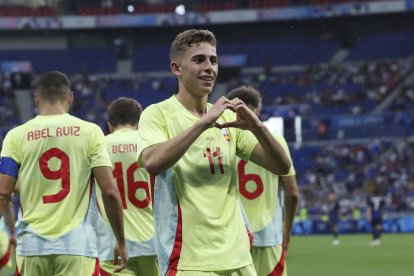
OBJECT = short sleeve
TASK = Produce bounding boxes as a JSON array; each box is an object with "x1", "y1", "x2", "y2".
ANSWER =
[
  {"x1": 0, "y1": 129, "x2": 21, "y2": 178},
  {"x1": 137, "y1": 104, "x2": 169, "y2": 163},
  {"x1": 0, "y1": 129, "x2": 20, "y2": 164},
  {"x1": 235, "y1": 128, "x2": 258, "y2": 161},
  {"x1": 89, "y1": 124, "x2": 112, "y2": 168}
]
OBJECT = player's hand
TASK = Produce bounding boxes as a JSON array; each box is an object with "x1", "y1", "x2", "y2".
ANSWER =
[
  {"x1": 203, "y1": 96, "x2": 235, "y2": 128},
  {"x1": 282, "y1": 228, "x2": 291, "y2": 253},
  {"x1": 219, "y1": 98, "x2": 262, "y2": 131},
  {"x1": 113, "y1": 242, "x2": 128, "y2": 272}
]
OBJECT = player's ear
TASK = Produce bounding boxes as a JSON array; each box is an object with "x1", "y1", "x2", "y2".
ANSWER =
[
  {"x1": 68, "y1": 91, "x2": 74, "y2": 105},
  {"x1": 108, "y1": 122, "x2": 114, "y2": 133},
  {"x1": 171, "y1": 61, "x2": 181, "y2": 77},
  {"x1": 33, "y1": 92, "x2": 39, "y2": 105}
]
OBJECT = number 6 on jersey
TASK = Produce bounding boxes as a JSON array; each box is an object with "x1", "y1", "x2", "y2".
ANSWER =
[{"x1": 112, "y1": 161, "x2": 154, "y2": 209}]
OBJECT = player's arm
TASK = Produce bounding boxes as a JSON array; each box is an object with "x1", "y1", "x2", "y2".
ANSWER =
[
  {"x1": 142, "y1": 120, "x2": 209, "y2": 175},
  {"x1": 142, "y1": 96, "x2": 235, "y2": 175},
  {"x1": 0, "y1": 157, "x2": 18, "y2": 218},
  {"x1": 4, "y1": 200, "x2": 16, "y2": 249},
  {"x1": 0, "y1": 174, "x2": 15, "y2": 219},
  {"x1": 220, "y1": 98, "x2": 291, "y2": 175},
  {"x1": 93, "y1": 166, "x2": 128, "y2": 272},
  {"x1": 280, "y1": 175, "x2": 299, "y2": 249},
  {"x1": 249, "y1": 129, "x2": 291, "y2": 175}
]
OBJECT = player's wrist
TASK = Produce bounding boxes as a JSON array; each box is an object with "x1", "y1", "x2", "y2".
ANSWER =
[
  {"x1": 249, "y1": 121, "x2": 266, "y2": 134},
  {"x1": 116, "y1": 239, "x2": 126, "y2": 247},
  {"x1": 197, "y1": 117, "x2": 214, "y2": 130}
]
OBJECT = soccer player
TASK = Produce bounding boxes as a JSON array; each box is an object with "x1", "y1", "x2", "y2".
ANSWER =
[
  {"x1": 0, "y1": 71, "x2": 128, "y2": 275},
  {"x1": 367, "y1": 190, "x2": 385, "y2": 246},
  {"x1": 227, "y1": 86, "x2": 299, "y2": 276},
  {"x1": 96, "y1": 97, "x2": 158, "y2": 275},
  {"x1": 328, "y1": 192, "x2": 341, "y2": 246},
  {"x1": 137, "y1": 29, "x2": 291, "y2": 276}
]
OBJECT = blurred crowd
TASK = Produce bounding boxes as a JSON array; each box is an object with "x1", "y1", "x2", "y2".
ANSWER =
[
  {"x1": 229, "y1": 57, "x2": 414, "y2": 118},
  {"x1": 296, "y1": 138, "x2": 414, "y2": 217},
  {"x1": 1, "y1": 56, "x2": 414, "y2": 216},
  {"x1": 0, "y1": 72, "x2": 20, "y2": 130}
]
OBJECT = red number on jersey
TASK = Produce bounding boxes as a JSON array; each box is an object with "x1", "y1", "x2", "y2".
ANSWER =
[
  {"x1": 203, "y1": 147, "x2": 224, "y2": 174},
  {"x1": 39, "y1": 148, "x2": 70, "y2": 204},
  {"x1": 113, "y1": 162, "x2": 127, "y2": 209},
  {"x1": 112, "y1": 162, "x2": 151, "y2": 209},
  {"x1": 238, "y1": 160, "x2": 264, "y2": 200}
]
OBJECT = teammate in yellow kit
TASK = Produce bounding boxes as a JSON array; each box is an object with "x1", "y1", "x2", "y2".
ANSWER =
[
  {"x1": 96, "y1": 97, "x2": 158, "y2": 276},
  {"x1": 0, "y1": 71, "x2": 127, "y2": 275},
  {"x1": 227, "y1": 86, "x2": 299, "y2": 276}
]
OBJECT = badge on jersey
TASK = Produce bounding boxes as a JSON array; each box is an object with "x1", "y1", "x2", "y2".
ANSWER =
[{"x1": 221, "y1": 128, "x2": 230, "y2": 142}]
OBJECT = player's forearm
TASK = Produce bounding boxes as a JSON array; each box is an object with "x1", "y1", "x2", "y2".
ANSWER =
[
  {"x1": 251, "y1": 124, "x2": 291, "y2": 175},
  {"x1": 102, "y1": 190, "x2": 126, "y2": 246},
  {"x1": 282, "y1": 176, "x2": 299, "y2": 234},
  {"x1": 284, "y1": 195, "x2": 299, "y2": 234},
  {"x1": 0, "y1": 199, "x2": 7, "y2": 219},
  {"x1": 142, "y1": 119, "x2": 211, "y2": 175},
  {"x1": 4, "y1": 201, "x2": 15, "y2": 234},
  {"x1": 0, "y1": 174, "x2": 16, "y2": 218}
]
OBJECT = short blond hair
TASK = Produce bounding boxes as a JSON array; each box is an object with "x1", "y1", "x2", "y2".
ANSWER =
[{"x1": 170, "y1": 29, "x2": 217, "y2": 61}]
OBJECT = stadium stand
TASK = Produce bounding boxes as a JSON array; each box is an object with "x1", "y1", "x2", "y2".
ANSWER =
[
  {"x1": 0, "y1": 48, "x2": 117, "y2": 74},
  {"x1": 347, "y1": 31, "x2": 414, "y2": 61},
  {"x1": 132, "y1": 37, "x2": 340, "y2": 71},
  {"x1": 1, "y1": 0, "x2": 414, "y2": 238}
]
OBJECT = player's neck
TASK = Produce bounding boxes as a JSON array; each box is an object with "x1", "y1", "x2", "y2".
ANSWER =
[
  {"x1": 113, "y1": 125, "x2": 137, "y2": 132},
  {"x1": 176, "y1": 90, "x2": 208, "y2": 118},
  {"x1": 38, "y1": 102, "x2": 68, "y2": 116}
]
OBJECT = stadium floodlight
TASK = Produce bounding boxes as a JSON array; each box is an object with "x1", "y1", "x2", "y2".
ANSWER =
[
  {"x1": 295, "y1": 116, "x2": 302, "y2": 145},
  {"x1": 175, "y1": 4, "x2": 186, "y2": 15},
  {"x1": 127, "y1": 5, "x2": 134, "y2": 13},
  {"x1": 263, "y1": 117, "x2": 284, "y2": 136}
]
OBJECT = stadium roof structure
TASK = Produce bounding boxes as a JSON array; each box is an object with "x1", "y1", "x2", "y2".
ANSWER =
[{"x1": 0, "y1": 0, "x2": 413, "y2": 30}]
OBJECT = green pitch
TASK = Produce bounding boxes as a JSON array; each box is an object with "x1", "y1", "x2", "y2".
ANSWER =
[
  {"x1": 286, "y1": 234, "x2": 414, "y2": 276},
  {"x1": 3, "y1": 234, "x2": 413, "y2": 275}
]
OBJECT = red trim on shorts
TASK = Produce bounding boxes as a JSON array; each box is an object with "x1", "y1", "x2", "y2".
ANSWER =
[
  {"x1": 100, "y1": 269, "x2": 111, "y2": 276},
  {"x1": 0, "y1": 244, "x2": 10, "y2": 268},
  {"x1": 269, "y1": 249, "x2": 286, "y2": 276},
  {"x1": 168, "y1": 200, "x2": 183, "y2": 274},
  {"x1": 92, "y1": 258, "x2": 100, "y2": 276}
]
